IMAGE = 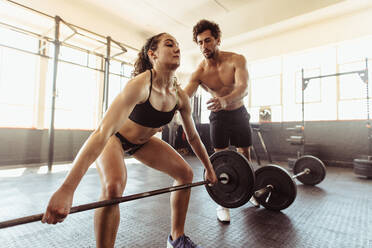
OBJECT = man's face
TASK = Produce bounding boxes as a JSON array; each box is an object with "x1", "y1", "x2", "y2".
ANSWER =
[{"x1": 196, "y1": 30, "x2": 220, "y2": 59}]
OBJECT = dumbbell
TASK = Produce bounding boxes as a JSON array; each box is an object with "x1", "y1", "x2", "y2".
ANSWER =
[{"x1": 253, "y1": 155, "x2": 326, "y2": 211}]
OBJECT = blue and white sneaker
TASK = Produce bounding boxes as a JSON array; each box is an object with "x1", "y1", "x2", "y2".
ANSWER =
[{"x1": 167, "y1": 234, "x2": 203, "y2": 248}]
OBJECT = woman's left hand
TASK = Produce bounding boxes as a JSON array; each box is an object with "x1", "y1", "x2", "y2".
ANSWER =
[{"x1": 204, "y1": 167, "x2": 218, "y2": 185}]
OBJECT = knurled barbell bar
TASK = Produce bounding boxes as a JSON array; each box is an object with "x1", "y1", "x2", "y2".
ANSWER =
[
  {"x1": 253, "y1": 156, "x2": 326, "y2": 211},
  {"x1": 0, "y1": 150, "x2": 256, "y2": 229}
]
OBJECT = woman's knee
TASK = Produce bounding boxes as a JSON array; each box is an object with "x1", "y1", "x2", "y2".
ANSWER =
[
  {"x1": 102, "y1": 180, "x2": 125, "y2": 199},
  {"x1": 175, "y1": 164, "x2": 194, "y2": 183}
]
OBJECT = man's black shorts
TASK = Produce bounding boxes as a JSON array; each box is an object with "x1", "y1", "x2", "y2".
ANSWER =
[{"x1": 209, "y1": 105, "x2": 252, "y2": 149}]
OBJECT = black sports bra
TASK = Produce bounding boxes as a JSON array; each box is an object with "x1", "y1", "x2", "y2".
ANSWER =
[{"x1": 128, "y1": 70, "x2": 178, "y2": 128}]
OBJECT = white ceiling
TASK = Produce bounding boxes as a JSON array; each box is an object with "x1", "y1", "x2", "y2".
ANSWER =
[
  {"x1": 76, "y1": 0, "x2": 352, "y2": 53},
  {"x1": 3, "y1": 0, "x2": 372, "y2": 64}
]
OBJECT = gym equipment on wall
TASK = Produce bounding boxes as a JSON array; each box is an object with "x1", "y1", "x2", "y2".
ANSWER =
[
  {"x1": 288, "y1": 58, "x2": 369, "y2": 173},
  {"x1": 352, "y1": 59, "x2": 372, "y2": 178}
]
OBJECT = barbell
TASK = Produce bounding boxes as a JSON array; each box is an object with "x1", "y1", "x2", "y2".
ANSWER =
[
  {"x1": 254, "y1": 155, "x2": 326, "y2": 211},
  {"x1": 0, "y1": 150, "x2": 256, "y2": 229},
  {"x1": 0, "y1": 151, "x2": 327, "y2": 228}
]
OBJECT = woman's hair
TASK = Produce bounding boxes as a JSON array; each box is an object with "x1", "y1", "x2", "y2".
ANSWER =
[
  {"x1": 132, "y1": 32, "x2": 166, "y2": 77},
  {"x1": 192, "y1": 19, "x2": 221, "y2": 43}
]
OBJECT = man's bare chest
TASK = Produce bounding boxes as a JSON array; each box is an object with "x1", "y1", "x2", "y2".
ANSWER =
[{"x1": 199, "y1": 67, "x2": 235, "y2": 92}]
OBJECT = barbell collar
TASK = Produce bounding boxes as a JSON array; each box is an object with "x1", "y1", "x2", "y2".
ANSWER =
[
  {"x1": 219, "y1": 173, "x2": 229, "y2": 184},
  {"x1": 254, "y1": 184, "x2": 274, "y2": 198}
]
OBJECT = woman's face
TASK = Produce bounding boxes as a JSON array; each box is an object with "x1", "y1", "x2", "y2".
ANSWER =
[{"x1": 150, "y1": 33, "x2": 180, "y2": 70}]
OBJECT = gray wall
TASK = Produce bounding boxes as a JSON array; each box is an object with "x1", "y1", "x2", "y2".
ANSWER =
[
  {"x1": 0, "y1": 119, "x2": 369, "y2": 167},
  {"x1": 252, "y1": 120, "x2": 368, "y2": 167},
  {"x1": 167, "y1": 120, "x2": 369, "y2": 168},
  {"x1": 0, "y1": 128, "x2": 91, "y2": 166}
]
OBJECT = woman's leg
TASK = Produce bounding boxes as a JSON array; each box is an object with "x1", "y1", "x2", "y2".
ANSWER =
[
  {"x1": 133, "y1": 137, "x2": 194, "y2": 240},
  {"x1": 94, "y1": 136, "x2": 127, "y2": 248}
]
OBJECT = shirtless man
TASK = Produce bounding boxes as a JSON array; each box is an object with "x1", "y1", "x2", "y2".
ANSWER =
[{"x1": 184, "y1": 19, "x2": 259, "y2": 224}]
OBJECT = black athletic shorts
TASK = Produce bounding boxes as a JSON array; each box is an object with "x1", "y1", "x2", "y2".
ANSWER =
[
  {"x1": 115, "y1": 132, "x2": 145, "y2": 156},
  {"x1": 209, "y1": 105, "x2": 252, "y2": 149}
]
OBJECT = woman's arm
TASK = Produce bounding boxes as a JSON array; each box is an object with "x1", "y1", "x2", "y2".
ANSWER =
[
  {"x1": 177, "y1": 88, "x2": 217, "y2": 183},
  {"x1": 61, "y1": 74, "x2": 149, "y2": 192},
  {"x1": 42, "y1": 72, "x2": 150, "y2": 224}
]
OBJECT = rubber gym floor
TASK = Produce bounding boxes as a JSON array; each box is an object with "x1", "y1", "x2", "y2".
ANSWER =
[{"x1": 0, "y1": 156, "x2": 371, "y2": 248}]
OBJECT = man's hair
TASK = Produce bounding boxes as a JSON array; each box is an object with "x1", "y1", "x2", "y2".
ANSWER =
[{"x1": 192, "y1": 19, "x2": 221, "y2": 43}]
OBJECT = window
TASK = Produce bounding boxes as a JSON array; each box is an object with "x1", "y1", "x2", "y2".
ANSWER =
[
  {"x1": 59, "y1": 45, "x2": 88, "y2": 66},
  {"x1": 44, "y1": 62, "x2": 100, "y2": 129},
  {"x1": 295, "y1": 68, "x2": 321, "y2": 104},
  {"x1": 0, "y1": 48, "x2": 38, "y2": 127},
  {"x1": 0, "y1": 26, "x2": 39, "y2": 53},
  {"x1": 108, "y1": 74, "x2": 130, "y2": 106},
  {"x1": 0, "y1": 4, "x2": 135, "y2": 131},
  {"x1": 282, "y1": 46, "x2": 337, "y2": 121},
  {"x1": 338, "y1": 60, "x2": 371, "y2": 120},
  {"x1": 339, "y1": 61, "x2": 369, "y2": 100},
  {"x1": 247, "y1": 57, "x2": 282, "y2": 122},
  {"x1": 107, "y1": 62, "x2": 132, "y2": 107},
  {"x1": 251, "y1": 75, "x2": 281, "y2": 106},
  {"x1": 200, "y1": 88, "x2": 211, "y2": 124}
]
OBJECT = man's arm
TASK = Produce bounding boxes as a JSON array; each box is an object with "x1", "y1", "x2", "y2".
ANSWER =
[
  {"x1": 183, "y1": 68, "x2": 202, "y2": 98},
  {"x1": 221, "y1": 54, "x2": 249, "y2": 106}
]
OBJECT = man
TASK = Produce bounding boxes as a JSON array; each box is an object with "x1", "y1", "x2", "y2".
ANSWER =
[{"x1": 184, "y1": 19, "x2": 259, "y2": 224}]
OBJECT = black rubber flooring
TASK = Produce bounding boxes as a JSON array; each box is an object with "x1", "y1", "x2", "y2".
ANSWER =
[{"x1": 0, "y1": 156, "x2": 371, "y2": 248}]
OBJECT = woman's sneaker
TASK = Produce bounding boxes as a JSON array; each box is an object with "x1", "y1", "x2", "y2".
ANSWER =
[{"x1": 167, "y1": 234, "x2": 203, "y2": 248}]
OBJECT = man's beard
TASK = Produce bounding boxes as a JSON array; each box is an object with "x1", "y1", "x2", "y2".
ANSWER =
[{"x1": 204, "y1": 51, "x2": 214, "y2": 59}]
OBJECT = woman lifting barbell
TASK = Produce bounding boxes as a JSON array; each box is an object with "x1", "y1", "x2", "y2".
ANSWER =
[{"x1": 42, "y1": 32, "x2": 217, "y2": 248}]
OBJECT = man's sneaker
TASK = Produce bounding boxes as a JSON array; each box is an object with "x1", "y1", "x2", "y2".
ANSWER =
[
  {"x1": 167, "y1": 234, "x2": 203, "y2": 248},
  {"x1": 216, "y1": 206, "x2": 230, "y2": 223},
  {"x1": 249, "y1": 196, "x2": 260, "y2": 208}
]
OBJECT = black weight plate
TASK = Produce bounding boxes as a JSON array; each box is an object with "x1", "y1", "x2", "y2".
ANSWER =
[
  {"x1": 205, "y1": 150, "x2": 255, "y2": 208},
  {"x1": 254, "y1": 165, "x2": 297, "y2": 211},
  {"x1": 294, "y1": 155, "x2": 326, "y2": 185},
  {"x1": 353, "y1": 158, "x2": 372, "y2": 177}
]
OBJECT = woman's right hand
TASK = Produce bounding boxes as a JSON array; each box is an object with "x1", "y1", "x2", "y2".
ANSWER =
[{"x1": 41, "y1": 187, "x2": 74, "y2": 224}]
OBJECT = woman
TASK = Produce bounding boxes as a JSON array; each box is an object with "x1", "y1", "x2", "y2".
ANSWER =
[{"x1": 41, "y1": 32, "x2": 217, "y2": 248}]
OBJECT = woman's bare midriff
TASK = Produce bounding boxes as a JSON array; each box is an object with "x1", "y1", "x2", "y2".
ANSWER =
[{"x1": 116, "y1": 119, "x2": 162, "y2": 144}]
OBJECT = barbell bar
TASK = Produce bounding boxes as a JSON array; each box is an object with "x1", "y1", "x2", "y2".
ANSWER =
[
  {"x1": 0, "y1": 180, "x2": 210, "y2": 229},
  {"x1": 0, "y1": 150, "x2": 256, "y2": 229}
]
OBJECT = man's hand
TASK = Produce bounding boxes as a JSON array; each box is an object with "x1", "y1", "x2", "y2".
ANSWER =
[{"x1": 206, "y1": 97, "x2": 227, "y2": 112}]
